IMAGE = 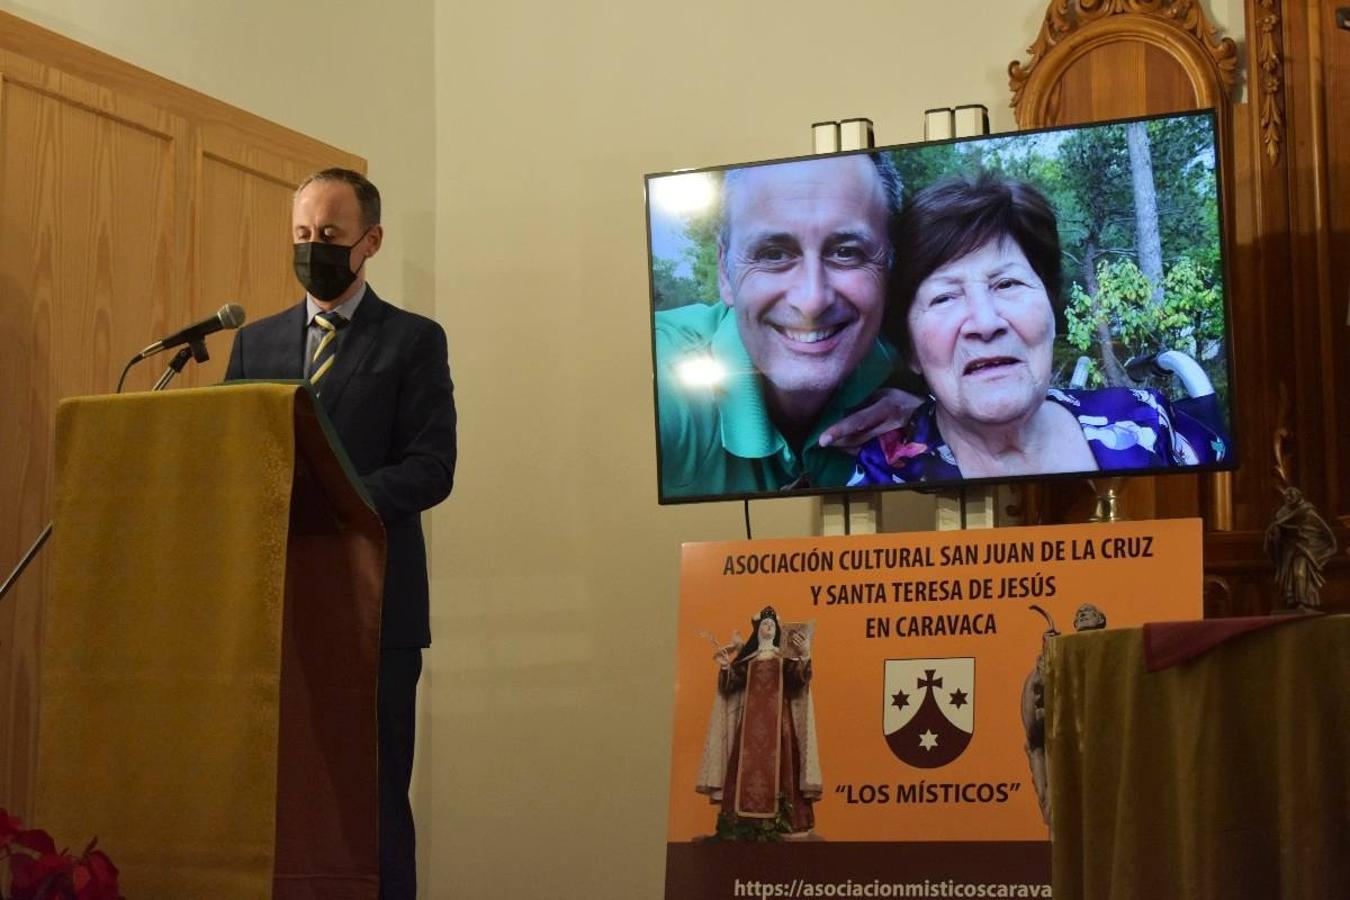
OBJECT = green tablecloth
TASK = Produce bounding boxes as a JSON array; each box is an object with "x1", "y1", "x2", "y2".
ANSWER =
[{"x1": 1046, "y1": 615, "x2": 1350, "y2": 899}]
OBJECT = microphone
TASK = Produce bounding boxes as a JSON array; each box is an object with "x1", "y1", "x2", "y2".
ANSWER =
[{"x1": 137, "y1": 304, "x2": 246, "y2": 360}]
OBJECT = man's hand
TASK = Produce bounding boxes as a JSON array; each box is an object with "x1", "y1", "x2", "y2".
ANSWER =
[{"x1": 817, "y1": 388, "x2": 923, "y2": 452}]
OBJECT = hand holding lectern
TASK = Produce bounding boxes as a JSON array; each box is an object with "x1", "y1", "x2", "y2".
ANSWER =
[{"x1": 36, "y1": 383, "x2": 384, "y2": 900}]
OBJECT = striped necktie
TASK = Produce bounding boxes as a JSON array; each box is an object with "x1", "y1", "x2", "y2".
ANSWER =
[{"x1": 309, "y1": 310, "x2": 349, "y2": 390}]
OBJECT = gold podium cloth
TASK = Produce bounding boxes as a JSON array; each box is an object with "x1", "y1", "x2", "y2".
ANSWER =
[
  {"x1": 1045, "y1": 616, "x2": 1350, "y2": 899},
  {"x1": 37, "y1": 384, "x2": 384, "y2": 899}
]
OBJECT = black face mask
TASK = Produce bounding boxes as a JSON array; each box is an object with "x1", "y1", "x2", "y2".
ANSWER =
[{"x1": 293, "y1": 231, "x2": 368, "y2": 302}]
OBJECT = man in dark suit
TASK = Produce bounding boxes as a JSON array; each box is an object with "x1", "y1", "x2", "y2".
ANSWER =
[{"x1": 224, "y1": 168, "x2": 456, "y2": 900}]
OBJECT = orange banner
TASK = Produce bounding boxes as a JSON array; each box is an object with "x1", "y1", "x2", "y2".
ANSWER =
[{"x1": 666, "y1": 519, "x2": 1203, "y2": 869}]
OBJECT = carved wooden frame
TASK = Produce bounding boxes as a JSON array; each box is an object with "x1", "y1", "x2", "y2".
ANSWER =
[
  {"x1": 1008, "y1": 0, "x2": 1238, "y2": 128},
  {"x1": 1254, "y1": 0, "x2": 1285, "y2": 163}
]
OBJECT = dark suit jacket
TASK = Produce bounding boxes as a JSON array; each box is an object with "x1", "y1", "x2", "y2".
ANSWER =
[{"x1": 224, "y1": 287, "x2": 456, "y2": 647}]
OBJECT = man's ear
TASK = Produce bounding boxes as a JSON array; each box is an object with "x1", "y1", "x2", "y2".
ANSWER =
[
  {"x1": 717, "y1": 245, "x2": 734, "y2": 307},
  {"x1": 365, "y1": 224, "x2": 384, "y2": 257},
  {"x1": 352, "y1": 224, "x2": 383, "y2": 274}
]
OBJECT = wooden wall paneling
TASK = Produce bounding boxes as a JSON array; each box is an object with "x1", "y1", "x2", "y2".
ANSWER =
[
  {"x1": 1217, "y1": 0, "x2": 1349, "y2": 610},
  {"x1": 1201, "y1": 1, "x2": 1299, "y2": 600},
  {"x1": 0, "y1": 50, "x2": 190, "y2": 816},
  {"x1": 1274, "y1": 0, "x2": 1350, "y2": 604},
  {"x1": 0, "y1": 13, "x2": 361, "y2": 183},
  {"x1": 0, "y1": 47, "x2": 190, "y2": 394},
  {"x1": 193, "y1": 155, "x2": 302, "y2": 386},
  {"x1": 1280, "y1": 1, "x2": 1333, "y2": 517},
  {"x1": 0, "y1": 10, "x2": 368, "y2": 815},
  {"x1": 1009, "y1": 0, "x2": 1349, "y2": 612},
  {"x1": 1052, "y1": 41, "x2": 1207, "y2": 123},
  {"x1": 1008, "y1": 1, "x2": 1237, "y2": 530},
  {"x1": 1306, "y1": 0, "x2": 1350, "y2": 523},
  {"x1": 0, "y1": 71, "x2": 46, "y2": 819},
  {"x1": 1004, "y1": 1, "x2": 1350, "y2": 612},
  {"x1": 1222, "y1": 98, "x2": 1287, "y2": 537},
  {"x1": 1326, "y1": 0, "x2": 1350, "y2": 526}
]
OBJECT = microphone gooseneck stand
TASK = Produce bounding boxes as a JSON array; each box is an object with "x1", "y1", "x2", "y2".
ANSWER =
[
  {"x1": 153, "y1": 340, "x2": 208, "y2": 390},
  {"x1": 0, "y1": 338, "x2": 209, "y2": 604}
]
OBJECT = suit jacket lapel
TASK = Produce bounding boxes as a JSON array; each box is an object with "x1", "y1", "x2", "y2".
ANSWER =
[
  {"x1": 317, "y1": 287, "x2": 385, "y2": 413},
  {"x1": 264, "y1": 302, "x2": 307, "y2": 380}
]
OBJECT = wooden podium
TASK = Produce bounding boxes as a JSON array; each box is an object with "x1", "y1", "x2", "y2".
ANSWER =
[{"x1": 34, "y1": 384, "x2": 385, "y2": 899}]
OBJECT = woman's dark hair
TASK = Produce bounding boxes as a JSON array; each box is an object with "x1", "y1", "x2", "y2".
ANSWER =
[
  {"x1": 884, "y1": 173, "x2": 1064, "y2": 367},
  {"x1": 732, "y1": 605, "x2": 782, "y2": 664}
]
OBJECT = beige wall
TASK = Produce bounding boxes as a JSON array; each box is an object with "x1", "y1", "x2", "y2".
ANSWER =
[
  {"x1": 0, "y1": 0, "x2": 438, "y2": 319},
  {"x1": 6, "y1": 1, "x2": 1243, "y2": 897},
  {"x1": 430, "y1": 2, "x2": 1242, "y2": 898}
]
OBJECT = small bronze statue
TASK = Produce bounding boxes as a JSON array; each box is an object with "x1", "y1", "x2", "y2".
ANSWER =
[
  {"x1": 1021, "y1": 604, "x2": 1107, "y2": 827},
  {"x1": 1265, "y1": 486, "x2": 1338, "y2": 611},
  {"x1": 1072, "y1": 603, "x2": 1107, "y2": 632},
  {"x1": 1266, "y1": 429, "x2": 1339, "y2": 611}
]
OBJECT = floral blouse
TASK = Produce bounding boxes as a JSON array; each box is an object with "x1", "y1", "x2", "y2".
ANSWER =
[{"x1": 849, "y1": 387, "x2": 1229, "y2": 485}]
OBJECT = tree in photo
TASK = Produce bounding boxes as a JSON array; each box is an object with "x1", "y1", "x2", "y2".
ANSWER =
[{"x1": 1059, "y1": 118, "x2": 1226, "y2": 401}]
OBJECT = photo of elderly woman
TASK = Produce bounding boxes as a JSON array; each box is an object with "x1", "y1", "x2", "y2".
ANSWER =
[{"x1": 848, "y1": 114, "x2": 1232, "y2": 485}]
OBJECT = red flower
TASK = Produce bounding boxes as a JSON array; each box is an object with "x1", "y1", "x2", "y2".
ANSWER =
[
  {"x1": 0, "y1": 812, "x2": 21, "y2": 846},
  {"x1": 9, "y1": 848, "x2": 70, "y2": 899},
  {"x1": 0, "y1": 809, "x2": 121, "y2": 900},
  {"x1": 10, "y1": 831, "x2": 55, "y2": 858},
  {"x1": 70, "y1": 845, "x2": 120, "y2": 900}
]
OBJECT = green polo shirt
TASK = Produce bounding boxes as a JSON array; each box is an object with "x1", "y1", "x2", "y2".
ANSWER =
[{"x1": 655, "y1": 302, "x2": 897, "y2": 500}]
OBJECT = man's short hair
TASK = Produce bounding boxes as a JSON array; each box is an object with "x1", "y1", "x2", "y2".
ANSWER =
[
  {"x1": 296, "y1": 168, "x2": 382, "y2": 229},
  {"x1": 717, "y1": 153, "x2": 903, "y2": 254}
]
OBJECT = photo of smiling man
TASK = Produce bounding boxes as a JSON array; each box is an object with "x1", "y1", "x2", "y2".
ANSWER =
[{"x1": 651, "y1": 154, "x2": 903, "y2": 501}]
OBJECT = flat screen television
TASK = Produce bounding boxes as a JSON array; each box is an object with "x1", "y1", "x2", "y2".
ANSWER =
[{"x1": 646, "y1": 109, "x2": 1236, "y2": 504}]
